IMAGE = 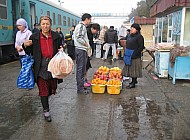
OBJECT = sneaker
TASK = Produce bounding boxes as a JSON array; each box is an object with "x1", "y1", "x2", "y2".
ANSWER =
[
  {"x1": 112, "y1": 58, "x2": 116, "y2": 62},
  {"x1": 44, "y1": 112, "x2": 52, "y2": 122},
  {"x1": 87, "y1": 81, "x2": 91, "y2": 85},
  {"x1": 84, "y1": 82, "x2": 91, "y2": 87},
  {"x1": 77, "y1": 89, "x2": 90, "y2": 94}
]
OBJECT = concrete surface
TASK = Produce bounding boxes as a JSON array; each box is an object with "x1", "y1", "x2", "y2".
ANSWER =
[{"x1": 0, "y1": 57, "x2": 190, "y2": 140}]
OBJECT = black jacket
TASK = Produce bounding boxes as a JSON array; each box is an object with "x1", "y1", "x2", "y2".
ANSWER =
[
  {"x1": 104, "y1": 28, "x2": 118, "y2": 44},
  {"x1": 87, "y1": 26, "x2": 94, "y2": 47},
  {"x1": 32, "y1": 28, "x2": 40, "y2": 33},
  {"x1": 57, "y1": 31, "x2": 64, "y2": 46},
  {"x1": 126, "y1": 32, "x2": 145, "y2": 59},
  {"x1": 23, "y1": 31, "x2": 62, "y2": 82}
]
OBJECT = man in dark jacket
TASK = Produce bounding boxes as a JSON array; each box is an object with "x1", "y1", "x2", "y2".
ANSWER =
[
  {"x1": 104, "y1": 26, "x2": 118, "y2": 62},
  {"x1": 87, "y1": 25, "x2": 94, "y2": 56},
  {"x1": 84, "y1": 23, "x2": 100, "y2": 87},
  {"x1": 32, "y1": 23, "x2": 40, "y2": 33}
]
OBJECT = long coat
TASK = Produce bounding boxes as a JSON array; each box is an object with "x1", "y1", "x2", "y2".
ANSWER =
[{"x1": 23, "y1": 31, "x2": 62, "y2": 82}]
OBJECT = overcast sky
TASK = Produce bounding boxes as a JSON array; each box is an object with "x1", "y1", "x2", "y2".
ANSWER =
[{"x1": 49, "y1": 0, "x2": 141, "y2": 15}]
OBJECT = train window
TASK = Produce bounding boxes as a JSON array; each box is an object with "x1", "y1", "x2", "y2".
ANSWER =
[
  {"x1": 0, "y1": 0, "x2": 7, "y2": 19},
  {"x1": 68, "y1": 17, "x2": 70, "y2": 27},
  {"x1": 58, "y1": 14, "x2": 61, "y2": 26},
  {"x1": 63, "y1": 16, "x2": 66, "y2": 26},
  {"x1": 72, "y1": 19, "x2": 74, "y2": 26},
  {"x1": 53, "y1": 13, "x2": 56, "y2": 25},
  {"x1": 0, "y1": 0, "x2": 6, "y2": 5},
  {"x1": 47, "y1": 11, "x2": 50, "y2": 17},
  {"x1": 75, "y1": 20, "x2": 77, "y2": 26}
]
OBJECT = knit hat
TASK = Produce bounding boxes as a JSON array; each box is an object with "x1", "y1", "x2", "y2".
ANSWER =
[
  {"x1": 16, "y1": 18, "x2": 28, "y2": 30},
  {"x1": 131, "y1": 23, "x2": 141, "y2": 32}
]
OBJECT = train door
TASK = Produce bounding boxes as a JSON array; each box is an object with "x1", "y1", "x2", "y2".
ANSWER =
[
  {"x1": 29, "y1": 2, "x2": 36, "y2": 30},
  {"x1": 11, "y1": 0, "x2": 20, "y2": 31}
]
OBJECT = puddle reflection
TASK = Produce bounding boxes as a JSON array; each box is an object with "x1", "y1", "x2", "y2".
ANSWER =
[
  {"x1": 0, "y1": 96, "x2": 40, "y2": 140},
  {"x1": 115, "y1": 96, "x2": 177, "y2": 139}
]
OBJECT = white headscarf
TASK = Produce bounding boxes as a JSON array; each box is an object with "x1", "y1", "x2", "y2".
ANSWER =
[{"x1": 16, "y1": 18, "x2": 28, "y2": 31}]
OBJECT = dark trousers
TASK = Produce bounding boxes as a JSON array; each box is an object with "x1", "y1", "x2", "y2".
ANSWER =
[
  {"x1": 92, "y1": 43, "x2": 95, "y2": 56},
  {"x1": 101, "y1": 44, "x2": 104, "y2": 58},
  {"x1": 40, "y1": 96, "x2": 49, "y2": 112},
  {"x1": 108, "y1": 47, "x2": 112, "y2": 58},
  {"x1": 75, "y1": 48, "x2": 87, "y2": 92}
]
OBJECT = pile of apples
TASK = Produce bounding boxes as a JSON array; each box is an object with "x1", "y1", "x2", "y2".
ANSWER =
[
  {"x1": 93, "y1": 66, "x2": 109, "y2": 81},
  {"x1": 92, "y1": 66, "x2": 122, "y2": 85},
  {"x1": 108, "y1": 67, "x2": 122, "y2": 80}
]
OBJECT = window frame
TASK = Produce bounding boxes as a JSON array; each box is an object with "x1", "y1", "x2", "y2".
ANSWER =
[
  {"x1": 0, "y1": 0, "x2": 8, "y2": 20},
  {"x1": 58, "y1": 14, "x2": 62, "y2": 26},
  {"x1": 47, "y1": 11, "x2": 50, "y2": 17},
  {"x1": 63, "y1": 16, "x2": 66, "y2": 26},
  {"x1": 68, "y1": 17, "x2": 70, "y2": 27},
  {"x1": 53, "y1": 13, "x2": 56, "y2": 25}
]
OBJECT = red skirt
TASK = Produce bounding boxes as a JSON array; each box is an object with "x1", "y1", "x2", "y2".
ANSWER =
[{"x1": 37, "y1": 77, "x2": 57, "y2": 96}]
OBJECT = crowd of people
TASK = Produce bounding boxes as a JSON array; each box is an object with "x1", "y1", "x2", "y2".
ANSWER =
[{"x1": 14, "y1": 13, "x2": 144, "y2": 122}]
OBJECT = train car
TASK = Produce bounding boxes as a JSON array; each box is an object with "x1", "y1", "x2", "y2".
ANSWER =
[{"x1": 0, "y1": 0, "x2": 80, "y2": 62}]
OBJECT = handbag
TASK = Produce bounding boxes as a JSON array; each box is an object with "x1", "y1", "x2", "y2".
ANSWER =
[
  {"x1": 17, "y1": 55, "x2": 35, "y2": 89},
  {"x1": 123, "y1": 48, "x2": 134, "y2": 65},
  {"x1": 38, "y1": 58, "x2": 52, "y2": 80}
]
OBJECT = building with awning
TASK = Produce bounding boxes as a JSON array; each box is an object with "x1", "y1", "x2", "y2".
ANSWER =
[
  {"x1": 130, "y1": 16, "x2": 156, "y2": 47},
  {"x1": 150, "y1": 0, "x2": 190, "y2": 46}
]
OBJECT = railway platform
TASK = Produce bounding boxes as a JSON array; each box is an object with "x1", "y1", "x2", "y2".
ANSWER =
[{"x1": 0, "y1": 57, "x2": 190, "y2": 140}]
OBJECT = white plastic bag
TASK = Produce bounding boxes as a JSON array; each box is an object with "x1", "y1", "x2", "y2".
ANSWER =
[
  {"x1": 48, "y1": 51, "x2": 74, "y2": 79},
  {"x1": 103, "y1": 43, "x2": 107, "y2": 50}
]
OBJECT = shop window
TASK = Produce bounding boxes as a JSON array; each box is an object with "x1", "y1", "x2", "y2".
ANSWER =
[
  {"x1": 0, "y1": 0, "x2": 7, "y2": 19},
  {"x1": 172, "y1": 10, "x2": 182, "y2": 45},
  {"x1": 183, "y1": 8, "x2": 190, "y2": 46},
  {"x1": 158, "y1": 18, "x2": 162, "y2": 43},
  {"x1": 168, "y1": 14, "x2": 173, "y2": 26},
  {"x1": 63, "y1": 16, "x2": 66, "y2": 26},
  {"x1": 154, "y1": 20, "x2": 159, "y2": 44},
  {"x1": 162, "y1": 16, "x2": 168, "y2": 42},
  {"x1": 169, "y1": 30, "x2": 172, "y2": 38}
]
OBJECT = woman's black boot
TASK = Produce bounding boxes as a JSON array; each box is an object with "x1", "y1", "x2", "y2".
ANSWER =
[
  {"x1": 129, "y1": 77, "x2": 137, "y2": 85},
  {"x1": 126, "y1": 77, "x2": 136, "y2": 89}
]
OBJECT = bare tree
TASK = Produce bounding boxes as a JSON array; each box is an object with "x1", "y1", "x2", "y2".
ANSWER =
[{"x1": 128, "y1": 0, "x2": 157, "y2": 20}]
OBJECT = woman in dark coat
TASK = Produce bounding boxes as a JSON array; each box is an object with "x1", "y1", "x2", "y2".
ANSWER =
[
  {"x1": 23, "y1": 16, "x2": 62, "y2": 122},
  {"x1": 122, "y1": 23, "x2": 145, "y2": 89},
  {"x1": 65, "y1": 25, "x2": 75, "y2": 60}
]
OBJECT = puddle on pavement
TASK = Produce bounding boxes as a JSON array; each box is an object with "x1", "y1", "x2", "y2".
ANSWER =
[
  {"x1": 0, "y1": 96, "x2": 40, "y2": 140},
  {"x1": 113, "y1": 96, "x2": 187, "y2": 139}
]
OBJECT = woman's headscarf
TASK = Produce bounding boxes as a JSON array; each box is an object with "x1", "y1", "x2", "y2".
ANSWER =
[{"x1": 16, "y1": 18, "x2": 28, "y2": 31}]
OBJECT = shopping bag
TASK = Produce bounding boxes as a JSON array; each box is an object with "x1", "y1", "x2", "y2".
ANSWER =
[
  {"x1": 17, "y1": 55, "x2": 35, "y2": 89},
  {"x1": 123, "y1": 49, "x2": 134, "y2": 65},
  {"x1": 103, "y1": 43, "x2": 107, "y2": 50},
  {"x1": 48, "y1": 51, "x2": 74, "y2": 79}
]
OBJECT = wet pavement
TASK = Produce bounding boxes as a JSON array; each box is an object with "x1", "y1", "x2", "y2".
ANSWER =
[{"x1": 0, "y1": 57, "x2": 190, "y2": 140}]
